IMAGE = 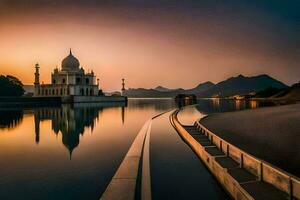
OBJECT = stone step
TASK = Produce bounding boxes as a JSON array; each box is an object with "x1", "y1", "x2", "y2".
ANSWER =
[
  {"x1": 205, "y1": 147, "x2": 225, "y2": 156},
  {"x1": 188, "y1": 131, "x2": 202, "y2": 135},
  {"x1": 215, "y1": 157, "x2": 239, "y2": 169},
  {"x1": 191, "y1": 134, "x2": 208, "y2": 140},
  {"x1": 183, "y1": 123, "x2": 292, "y2": 200},
  {"x1": 241, "y1": 181, "x2": 289, "y2": 200},
  {"x1": 228, "y1": 168, "x2": 257, "y2": 183}
]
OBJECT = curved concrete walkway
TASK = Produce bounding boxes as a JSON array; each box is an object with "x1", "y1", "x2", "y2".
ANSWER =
[
  {"x1": 100, "y1": 108, "x2": 229, "y2": 200},
  {"x1": 150, "y1": 111, "x2": 228, "y2": 199},
  {"x1": 100, "y1": 120, "x2": 151, "y2": 200},
  {"x1": 100, "y1": 103, "x2": 300, "y2": 200}
]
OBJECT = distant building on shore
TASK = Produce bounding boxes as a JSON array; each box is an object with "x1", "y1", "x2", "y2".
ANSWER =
[{"x1": 34, "y1": 49, "x2": 100, "y2": 97}]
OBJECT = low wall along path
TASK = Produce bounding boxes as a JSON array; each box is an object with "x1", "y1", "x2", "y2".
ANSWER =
[{"x1": 171, "y1": 109, "x2": 300, "y2": 200}]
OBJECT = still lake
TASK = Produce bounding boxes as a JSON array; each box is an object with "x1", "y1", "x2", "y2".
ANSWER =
[{"x1": 0, "y1": 98, "x2": 274, "y2": 200}]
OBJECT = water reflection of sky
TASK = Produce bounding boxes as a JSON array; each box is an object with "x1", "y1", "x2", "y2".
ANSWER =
[
  {"x1": 0, "y1": 98, "x2": 276, "y2": 200},
  {"x1": 196, "y1": 98, "x2": 275, "y2": 114},
  {"x1": 178, "y1": 99, "x2": 276, "y2": 125},
  {"x1": 0, "y1": 99, "x2": 176, "y2": 200}
]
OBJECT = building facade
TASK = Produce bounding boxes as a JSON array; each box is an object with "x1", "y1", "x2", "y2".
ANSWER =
[{"x1": 34, "y1": 50, "x2": 99, "y2": 97}]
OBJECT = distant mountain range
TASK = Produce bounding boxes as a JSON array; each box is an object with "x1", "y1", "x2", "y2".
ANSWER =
[
  {"x1": 124, "y1": 74, "x2": 288, "y2": 98},
  {"x1": 124, "y1": 81, "x2": 215, "y2": 98},
  {"x1": 199, "y1": 74, "x2": 287, "y2": 98},
  {"x1": 154, "y1": 86, "x2": 178, "y2": 92},
  {"x1": 23, "y1": 74, "x2": 291, "y2": 99}
]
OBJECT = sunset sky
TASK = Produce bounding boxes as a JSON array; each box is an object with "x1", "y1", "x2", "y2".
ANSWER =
[{"x1": 0, "y1": 0, "x2": 299, "y2": 91}]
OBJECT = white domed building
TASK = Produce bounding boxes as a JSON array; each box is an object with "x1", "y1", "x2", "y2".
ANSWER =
[{"x1": 34, "y1": 50, "x2": 100, "y2": 97}]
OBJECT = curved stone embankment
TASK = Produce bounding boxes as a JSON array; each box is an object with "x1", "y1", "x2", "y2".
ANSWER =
[
  {"x1": 171, "y1": 109, "x2": 300, "y2": 200},
  {"x1": 100, "y1": 110, "x2": 170, "y2": 200},
  {"x1": 0, "y1": 96, "x2": 127, "y2": 107}
]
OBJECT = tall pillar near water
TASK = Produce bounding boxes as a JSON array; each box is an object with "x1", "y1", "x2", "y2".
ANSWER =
[
  {"x1": 121, "y1": 78, "x2": 126, "y2": 96},
  {"x1": 34, "y1": 63, "x2": 40, "y2": 96},
  {"x1": 34, "y1": 63, "x2": 40, "y2": 85}
]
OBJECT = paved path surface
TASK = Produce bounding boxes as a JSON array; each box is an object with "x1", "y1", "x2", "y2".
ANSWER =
[
  {"x1": 184, "y1": 125, "x2": 289, "y2": 200},
  {"x1": 150, "y1": 111, "x2": 228, "y2": 200},
  {"x1": 200, "y1": 103, "x2": 300, "y2": 177}
]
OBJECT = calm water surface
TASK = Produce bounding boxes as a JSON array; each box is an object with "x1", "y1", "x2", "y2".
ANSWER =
[
  {"x1": 0, "y1": 98, "x2": 272, "y2": 200},
  {"x1": 0, "y1": 99, "x2": 175, "y2": 200}
]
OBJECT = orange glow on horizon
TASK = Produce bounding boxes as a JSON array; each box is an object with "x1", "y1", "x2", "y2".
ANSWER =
[{"x1": 0, "y1": 6, "x2": 297, "y2": 91}]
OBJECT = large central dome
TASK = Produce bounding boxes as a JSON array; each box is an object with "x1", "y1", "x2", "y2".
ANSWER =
[{"x1": 61, "y1": 49, "x2": 80, "y2": 71}]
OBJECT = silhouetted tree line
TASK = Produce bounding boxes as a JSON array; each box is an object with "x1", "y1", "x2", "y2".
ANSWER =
[{"x1": 0, "y1": 75, "x2": 24, "y2": 96}]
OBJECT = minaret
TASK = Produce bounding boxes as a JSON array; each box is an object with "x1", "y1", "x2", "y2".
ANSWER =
[
  {"x1": 34, "y1": 63, "x2": 40, "y2": 85},
  {"x1": 121, "y1": 78, "x2": 125, "y2": 96}
]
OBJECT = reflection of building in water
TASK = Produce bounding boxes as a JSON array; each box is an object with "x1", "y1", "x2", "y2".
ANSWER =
[
  {"x1": 33, "y1": 103, "x2": 127, "y2": 158},
  {"x1": 34, "y1": 105, "x2": 100, "y2": 157},
  {"x1": 175, "y1": 94, "x2": 197, "y2": 108},
  {"x1": 235, "y1": 100, "x2": 241, "y2": 110},
  {"x1": 249, "y1": 100, "x2": 258, "y2": 109},
  {"x1": 121, "y1": 106, "x2": 125, "y2": 124},
  {"x1": 234, "y1": 100, "x2": 247, "y2": 110},
  {"x1": 212, "y1": 98, "x2": 220, "y2": 111}
]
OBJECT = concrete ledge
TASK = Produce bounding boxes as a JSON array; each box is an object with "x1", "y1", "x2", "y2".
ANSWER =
[
  {"x1": 171, "y1": 109, "x2": 299, "y2": 200},
  {"x1": 100, "y1": 119, "x2": 151, "y2": 200},
  {"x1": 100, "y1": 109, "x2": 174, "y2": 200},
  {"x1": 0, "y1": 96, "x2": 127, "y2": 107},
  {"x1": 69, "y1": 95, "x2": 127, "y2": 103},
  {"x1": 0, "y1": 96, "x2": 61, "y2": 107},
  {"x1": 171, "y1": 111, "x2": 249, "y2": 199},
  {"x1": 141, "y1": 118, "x2": 152, "y2": 200},
  {"x1": 195, "y1": 119, "x2": 300, "y2": 200}
]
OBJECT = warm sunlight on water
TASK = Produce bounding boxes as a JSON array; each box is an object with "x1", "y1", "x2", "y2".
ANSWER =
[
  {"x1": 177, "y1": 98, "x2": 276, "y2": 125},
  {"x1": 0, "y1": 98, "x2": 274, "y2": 200},
  {"x1": 0, "y1": 99, "x2": 175, "y2": 200}
]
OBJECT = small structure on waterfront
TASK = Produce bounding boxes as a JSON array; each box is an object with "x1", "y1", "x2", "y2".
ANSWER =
[
  {"x1": 34, "y1": 49, "x2": 99, "y2": 97},
  {"x1": 175, "y1": 94, "x2": 197, "y2": 107}
]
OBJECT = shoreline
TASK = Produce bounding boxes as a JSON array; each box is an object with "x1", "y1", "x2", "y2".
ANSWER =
[{"x1": 0, "y1": 95, "x2": 127, "y2": 107}]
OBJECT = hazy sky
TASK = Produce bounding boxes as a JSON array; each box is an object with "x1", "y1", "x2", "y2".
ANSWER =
[{"x1": 0, "y1": 0, "x2": 299, "y2": 91}]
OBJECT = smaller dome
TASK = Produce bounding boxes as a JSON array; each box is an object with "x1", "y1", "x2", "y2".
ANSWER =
[{"x1": 61, "y1": 49, "x2": 80, "y2": 71}]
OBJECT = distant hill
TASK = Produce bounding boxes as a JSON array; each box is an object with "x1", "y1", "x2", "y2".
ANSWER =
[
  {"x1": 124, "y1": 88, "x2": 183, "y2": 98},
  {"x1": 199, "y1": 74, "x2": 288, "y2": 98},
  {"x1": 124, "y1": 82, "x2": 214, "y2": 98},
  {"x1": 124, "y1": 74, "x2": 288, "y2": 98},
  {"x1": 154, "y1": 86, "x2": 180, "y2": 92},
  {"x1": 185, "y1": 81, "x2": 215, "y2": 94}
]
